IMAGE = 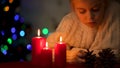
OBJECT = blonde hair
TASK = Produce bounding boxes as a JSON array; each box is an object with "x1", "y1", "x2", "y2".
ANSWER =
[
  {"x1": 69, "y1": 0, "x2": 109, "y2": 3},
  {"x1": 69, "y1": 0, "x2": 109, "y2": 10}
]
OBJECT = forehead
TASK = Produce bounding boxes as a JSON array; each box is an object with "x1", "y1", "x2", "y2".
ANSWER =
[{"x1": 72, "y1": 0, "x2": 103, "y2": 8}]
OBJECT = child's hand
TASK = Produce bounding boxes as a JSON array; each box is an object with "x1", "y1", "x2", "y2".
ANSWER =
[{"x1": 66, "y1": 48, "x2": 87, "y2": 63}]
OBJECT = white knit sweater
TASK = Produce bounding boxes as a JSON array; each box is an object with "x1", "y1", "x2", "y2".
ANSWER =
[{"x1": 47, "y1": 1, "x2": 120, "y2": 62}]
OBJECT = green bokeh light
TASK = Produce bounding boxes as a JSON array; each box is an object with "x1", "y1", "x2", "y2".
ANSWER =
[
  {"x1": 4, "y1": 45, "x2": 8, "y2": 50},
  {"x1": 1, "y1": 48, "x2": 4, "y2": 52},
  {"x1": 7, "y1": 38, "x2": 12, "y2": 45},
  {"x1": 0, "y1": 44, "x2": 8, "y2": 53},
  {"x1": 42, "y1": 28, "x2": 49, "y2": 35}
]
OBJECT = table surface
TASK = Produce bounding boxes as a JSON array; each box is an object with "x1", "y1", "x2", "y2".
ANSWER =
[{"x1": 0, "y1": 61, "x2": 120, "y2": 68}]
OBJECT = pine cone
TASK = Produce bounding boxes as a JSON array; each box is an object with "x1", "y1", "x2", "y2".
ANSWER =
[
  {"x1": 95, "y1": 48, "x2": 117, "y2": 68},
  {"x1": 78, "y1": 49, "x2": 96, "y2": 68}
]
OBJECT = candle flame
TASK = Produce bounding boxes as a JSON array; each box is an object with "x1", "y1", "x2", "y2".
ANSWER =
[
  {"x1": 60, "y1": 36, "x2": 62, "y2": 42},
  {"x1": 46, "y1": 42, "x2": 48, "y2": 48},
  {"x1": 37, "y1": 29, "x2": 40, "y2": 36}
]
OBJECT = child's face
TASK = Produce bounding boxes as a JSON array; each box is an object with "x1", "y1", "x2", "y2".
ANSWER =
[{"x1": 72, "y1": 0, "x2": 106, "y2": 28}]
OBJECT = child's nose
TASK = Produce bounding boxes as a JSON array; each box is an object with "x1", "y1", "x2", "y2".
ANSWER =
[{"x1": 87, "y1": 11, "x2": 95, "y2": 21}]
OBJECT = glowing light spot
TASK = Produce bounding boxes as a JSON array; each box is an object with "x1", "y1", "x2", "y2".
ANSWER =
[
  {"x1": 42, "y1": 28, "x2": 49, "y2": 35},
  {"x1": 14, "y1": 14, "x2": 19, "y2": 21},
  {"x1": 2, "y1": 50, "x2": 7, "y2": 55},
  {"x1": 1, "y1": 30, "x2": 5, "y2": 36},
  {"x1": 27, "y1": 44, "x2": 32, "y2": 50},
  {"x1": 7, "y1": 38, "x2": 12, "y2": 45},
  {"x1": 12, "y1": 34, "x2": 17, "y2": 40},
  {"x1": 4, "y1": 45, "x2": 8, "y2": 50},
  {"x1": 1, "y1": 46, "x2": 7, "y2": 55},
  {"x1": 1, "y1": 47, "x2": 4, "y2": 52},
  {"x1": 20, "y1": 30, "x2": 25, "y2": 37},
  {"x1": 4, "y1": 6, "x2": 9, "y2": 12},
  {"x1": 11, "y1": 27, "x2": 16, "y2": 33},
  {"x1": 9, "y1": 0, "x2": 13, "y2": 3}
]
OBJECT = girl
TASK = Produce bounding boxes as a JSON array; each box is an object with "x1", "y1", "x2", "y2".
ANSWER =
[{"x1": 47, "y1": 0, "x2": 120, "y2": 63}]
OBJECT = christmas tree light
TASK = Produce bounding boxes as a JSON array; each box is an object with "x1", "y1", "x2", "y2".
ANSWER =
[
  {"x1": 7, "y1": 38, "x2": 12, "y2": 45},
  {"x1": 19, "y1": 30, "x2": 25, "y2": 37},
  {"x1": 9, "y1": 0, "x2": 14, "y2": 4},
  {"x1": 11, "y1": 27, "x2": 16, "y2": 33},
  {"x1": 12, "y1": 34, "x2": 17, "y2": 40},
  {"x1": 42, "y1": 28, "x2": 49, "y2": 35},
  {"x1": 14, "y1": 14, "x2": 20, "y2": 21},
  {"x1": 4, "y1": 6, "x2": 10, "y2": 12},
  {"x1": 0, "y1": 0, "x2": 31, "y2": 62}
]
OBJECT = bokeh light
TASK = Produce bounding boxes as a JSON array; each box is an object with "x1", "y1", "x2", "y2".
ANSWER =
[
  {"x1": 7, "y1": 38, "x2": 12, "y2": 45},
  {"x1": 20, "y1": 30, "x2": 25, "y2": 37},
  {"x1": 9, "y1": 0, "x2": 14, "y2": 4},
  {"x1": 14, "y1": 14, "x2": 20, "y2": 21},
  {"x1": 1, "y1": 46, "x2": 8, "y2": 55},
  {"x1": 11, "y1": 27, "x2": 16, "y2": 33},
  {"x1": 12, "y1": 34, "x2": 17, "y2": 40},
  {"x1": 1, "y1": 30, "x2": 5, "y2": 36},
  {"x1": 2, "y1": 50, "x2": 7, "y2": 55},
  {"x1": 1, "y1": 47, "x2": 4, "y2": 52},
  {"x1": 4, "y1": 5, "x2": 9, "y2": 12},
  {"x1": 26, "y1": 44, "x2": 32, "y2": 51},
  {"x1": 42, "y1": 28, "x2": 49, "y2": 35},
  {"x1": 4, "y1": 45, "x2": 8, "y2": 50},
  {"x1": 1, "y1": 0, "x2": 31, "y2": 60}
]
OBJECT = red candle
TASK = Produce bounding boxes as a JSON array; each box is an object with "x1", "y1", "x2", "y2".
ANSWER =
[
  {"x1": 39, "y1": 42, "x2": 52, "y2": 67},
  {"x1": 32, "y1": 29, "x2": 46, "y2": 65},
  {"x1": 54, "y1": 36, "x2": 66, "y2": 67}
]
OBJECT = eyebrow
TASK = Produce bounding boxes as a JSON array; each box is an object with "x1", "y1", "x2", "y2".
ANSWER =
[
  {"x1": 76, "y1": 2, "x2": 102, "y2": 10},
  {"x1": 91, "y1": 2, "x2": 102, "y2": 8},
  {"x1": 76, "y1": 4, "x2": 101, "y2": 10},
  {"x1": 77, "y1": 8, "x2": 84, "y2": 10}
]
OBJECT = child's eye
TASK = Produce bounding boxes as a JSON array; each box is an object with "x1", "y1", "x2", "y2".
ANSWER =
[
  {"x1": 79, "y1": 9, "x2": 86, "y2": 14},
  {"x1": 92, "y1": 7, "x2": 100, "y2": 12}
]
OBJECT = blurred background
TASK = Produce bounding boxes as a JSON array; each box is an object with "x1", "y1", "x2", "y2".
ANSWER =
[
  {"x1": 0, "y1": 0, "x2": 70, "y2": 63},
  {"x1": 21, "y1": 0, "x2": 70, "y2": 37}
]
